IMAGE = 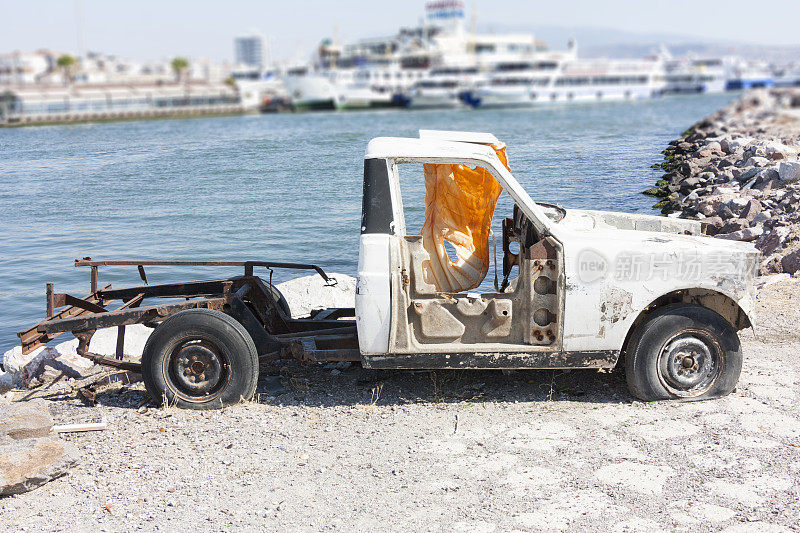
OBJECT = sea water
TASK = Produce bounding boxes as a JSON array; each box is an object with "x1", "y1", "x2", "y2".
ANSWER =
[{"x1": 0, "y1": 93, "x2": 735, "y2": 353}]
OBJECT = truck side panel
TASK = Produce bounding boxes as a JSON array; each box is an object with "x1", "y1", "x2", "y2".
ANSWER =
[
  {"x1": 355, "y1": 234, "x2": 392, "y2": 354},
  {"x1": 356, "y1": 158, "x2": 394, "y2": 355}
]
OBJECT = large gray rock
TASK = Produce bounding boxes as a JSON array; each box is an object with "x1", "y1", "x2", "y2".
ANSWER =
[
  {"x1": 781, "y1": 249, "x2": 800, "y2": 275},
  {"x1": 751, "y1": 210, "x2": 772, "y2": 226},
  {"x1": 740, "y1": 199, "x2": 763, "y2": 222},
  {"x1": 0, "y1": 399, "x2": 54, "y2": 440},
  {"x1": 276, "y1": 273, "x2": 356, "y2": 319},
  {"x1": 696, "y1": 192, "x2": 738, "y2": 216},
  {"x1": 3, "y1": 346, "x2": 96, "y2": 389},
  {"x1": 715, "y1": 226, "x2": 764, "y2": 242},
  {"x1": 744, "y1": 156, "x2": 771, "y2": 168},
  {"x1": 720, "y1": 137, "x2": 754, "y2": 154},
  {"x1": 737, "y1": 167, "x2": 761, "y2": 183},
  {"x1": 2, "y1": 324, "x2": 151, "y2": 389},
  {"x1": 719, "y1": 218, "x2": 749, "y2": 234},
  {"x1": 778, "y1": 161, "x2": 800, "y2": 182},
  {"x1": 702, "y1": 216, "x2": 724, "y2": 236},
  {"x1": 0, "y1": 436, "x2": 79, "y2": 495},
  {"x1": 756, "y1": 226, "x2": 792, "y2": 255},
  {"x1": 752, "y1": 174, "x2": 780, "y2": 191}
]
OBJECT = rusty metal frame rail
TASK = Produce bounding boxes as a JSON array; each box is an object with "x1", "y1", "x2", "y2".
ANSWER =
[
  {"x1": 74, "y1": 257, "x2": 336, "y2": 292},
  {"x1": 18, "y1": 258, "x2": 359, "y2": 374}
]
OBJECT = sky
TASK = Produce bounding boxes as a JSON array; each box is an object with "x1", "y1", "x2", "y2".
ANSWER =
[{"x1": 1, "y1": 0, "x2": 799, "y2": 63}]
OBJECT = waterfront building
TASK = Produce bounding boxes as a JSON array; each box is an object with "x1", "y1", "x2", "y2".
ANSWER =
[
  {"x1": 0, "y1": 51, "x2": 55, "y2": 85},
  {"x1": 235, "y1": 33, "x2": 268, "y2": 71}
]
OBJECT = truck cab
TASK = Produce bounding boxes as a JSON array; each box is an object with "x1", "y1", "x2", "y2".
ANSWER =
[{"x1": 356, "y1": 130, "x2": 758, "y2": 401}]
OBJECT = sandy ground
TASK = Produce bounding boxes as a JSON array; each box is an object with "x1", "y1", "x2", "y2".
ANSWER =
[{"x1": 2, "y1": 281, "x2": 799, "y2": 532}]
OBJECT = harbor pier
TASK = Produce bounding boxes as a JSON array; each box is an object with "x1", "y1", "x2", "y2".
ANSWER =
[{"x1": 0, "y1": 81, "x2": 248, "y2": 127}]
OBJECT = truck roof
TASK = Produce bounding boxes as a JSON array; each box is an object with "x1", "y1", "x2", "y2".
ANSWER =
[
  {"x1": 364, "y1": 130, "x2": 556, "y2": 239},
  {"x1": 365, "y1": 130, "x2": 502, "y2": 161}
]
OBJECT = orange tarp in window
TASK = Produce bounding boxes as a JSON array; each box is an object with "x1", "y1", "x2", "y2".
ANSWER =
[{"x1": 420, "y1": 143, "x2": 509, "y2": 292}]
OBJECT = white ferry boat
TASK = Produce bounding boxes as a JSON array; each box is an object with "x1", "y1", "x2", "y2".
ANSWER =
[
  {"x1": 404, "y1": 67, "x2": 478, "y2": 109},
  {"x1": 281, "y1": 1, "x2": 676, "y2": 112},
  {"x1": 663, "y1": 55, "x2": 726, "y2": 94},
  {"x1": 282, "y1": 12, "x2": 440, "y2": 110},
  {"x1": 472, "y1": 42, "x2": 665, "y2": 108},
  {"x1": 283, "y1": 1, "x2": 559, "y2": 111},
  {"x1": 402, "y1": 4, "x2": 557, "y2": 109},
  {"x1": 724, "y1": 59, "x2": 774, "y2": 91},
  {"x1": 545, "y1": 56, "x2": 665, "y2": 103},
  {"x1": 282, "y1": 65, "x2": 338, "y2": 110},
  {"x1": 468, "y1": 59, "x2": 562, "y2": 108}
]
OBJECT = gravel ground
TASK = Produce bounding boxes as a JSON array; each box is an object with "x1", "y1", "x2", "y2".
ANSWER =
[{"x1": 2, "y1": 281, "x2": 799, "y2": 532}]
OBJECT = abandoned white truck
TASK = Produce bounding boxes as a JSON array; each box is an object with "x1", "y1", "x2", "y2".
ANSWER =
[{"x1": 19, "y1": 130, "x2": 759, "y2": 408}]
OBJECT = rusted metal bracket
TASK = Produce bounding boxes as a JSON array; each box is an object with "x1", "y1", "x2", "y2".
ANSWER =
[
  {"x1": 286, "y1": 338, "x2": 360, "y2": 363},
  {"x1": 20, "y1": 283, "x2": 112, "y2": 354},
  {"x1": 74, "y1": 257, "x2": 336, "y2": 284},
  {"x1": 53, "y1": 293, "x2": 107, "y2": 315},
  {"x1": 74, "y1": 331, "x2": 142, "y2": 372}
]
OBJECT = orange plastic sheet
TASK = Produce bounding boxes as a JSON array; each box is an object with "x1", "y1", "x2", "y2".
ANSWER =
[{"x1": 420, "y1": 143, "x2": 509, "y2": 292}]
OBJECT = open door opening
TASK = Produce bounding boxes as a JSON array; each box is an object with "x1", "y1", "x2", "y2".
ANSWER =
[
  {"x1": 385, "y1": 139, "x2": 564, "y2": 357},
  {"x1": 419, "y1": 143, "x2": 508, "y2": 292}
]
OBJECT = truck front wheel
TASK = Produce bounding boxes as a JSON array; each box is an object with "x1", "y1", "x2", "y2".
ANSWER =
[
  {"x1": 625, "y1": 304, "x2": 742, "y2": 402},
  {"x1": 142, "y1": 309, "x2": 259, "y2": 409}
]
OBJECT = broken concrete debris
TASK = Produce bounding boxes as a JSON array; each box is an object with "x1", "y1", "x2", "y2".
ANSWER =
[
  {"x1": 0, "y1": 436, "x2": 80, "y2": 496},
  {"x1": 276, "y1": 273, "x2": 356, "y2": 318},
  {"x1": 0, "y1": 399, "x2": 54, "y2": 440},
  {"x1": 645, "y1": 88, "x2": 800, "y2": 275},
  {"x1": 1, "y1": 324, "x2": 153, "y2": 390},
  {"x1": 0, "y1": 398, "x2": 80, "y2": 496}
]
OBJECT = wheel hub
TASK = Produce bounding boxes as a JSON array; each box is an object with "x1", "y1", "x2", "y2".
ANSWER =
[
  {"x1": 170, "y1": 342, "x2": 224, "y2": 395},
  {"x1": 660, "y1": 335, "x2": 716, "y2": 391}
]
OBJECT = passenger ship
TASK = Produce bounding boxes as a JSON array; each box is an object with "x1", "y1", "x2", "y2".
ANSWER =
[
  {"x1": 470, "y1": 40, "x2": 665, "y2": 108},
  {"x1": 283, "y1": 1, "x2": 577, "y2": 110},
  {"x1": 282, "y1": 9, "x2": 443, "y2": 110},
  {"x1": 662, "y1": 53, "x2": 726, "y2": 94},
  {"x1": 281, "y1": 1, "x2": 744, "y2": 112}
]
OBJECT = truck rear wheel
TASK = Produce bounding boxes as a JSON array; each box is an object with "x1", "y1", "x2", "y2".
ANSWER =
[
  {"x1": 264, "y1": 282, "x2": 292, "y2": 318},
  {"x1": 625, "y1": 303, "x2": 742, "y2": 402},
  {"x1": 142, "y1": 309, "x2": 259, "y2": 409}
]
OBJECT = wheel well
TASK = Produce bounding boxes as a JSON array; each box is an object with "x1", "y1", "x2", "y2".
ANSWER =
[{"x1": 620, "y1": 288, "x2": 751, "y2": 357}]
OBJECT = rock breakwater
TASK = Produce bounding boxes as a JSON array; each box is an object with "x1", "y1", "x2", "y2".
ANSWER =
[{"x1": 645, "y1": 89, "x2": 800, "y2": 274}]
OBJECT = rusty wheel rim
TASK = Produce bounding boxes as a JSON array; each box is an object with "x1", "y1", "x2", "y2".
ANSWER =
[
  {"x1": 167, "y1": 338, "x2": 230, "y2": 401},
  {"x1": 657, "y1": 329, "x2": 723, "y2": 398}
]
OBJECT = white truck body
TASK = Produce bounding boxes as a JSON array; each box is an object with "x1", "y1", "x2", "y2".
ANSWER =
[{"x1": 356, "y1": 130, "x2": 757, "y2": 369}]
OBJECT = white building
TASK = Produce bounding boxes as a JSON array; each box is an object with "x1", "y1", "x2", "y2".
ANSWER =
[
  {"x1": 0, "y1": 51, "x2": 54, "y2": 85},
  {"x1": 234, "y1": 33, "x2": 268, "y2": 70}
]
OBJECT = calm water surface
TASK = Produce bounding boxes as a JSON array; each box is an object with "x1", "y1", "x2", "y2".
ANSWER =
[{"x1": 0, "y1": 94, "x2": 734, "y2": 353}]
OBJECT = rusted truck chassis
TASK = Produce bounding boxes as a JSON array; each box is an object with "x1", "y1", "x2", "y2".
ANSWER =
[{"x1": 18, "y1": 258, "x2": 359, "y2": 382}]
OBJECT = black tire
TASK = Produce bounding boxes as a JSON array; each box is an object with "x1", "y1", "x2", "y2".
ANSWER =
[
  {"x1": 625, "y1": 303, "x2": 742, "y2": 402},
  {"x1": 263, "y1": 281, "x2": 292, "y2": 318},
  {"x1": 142, "y1": 309, "x2": 259, "y2": 409}
]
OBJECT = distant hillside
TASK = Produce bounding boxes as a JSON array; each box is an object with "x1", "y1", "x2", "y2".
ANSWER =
[
  {"x1": 582, "y1": 43, "x2": 800, "y2": 63},
  {"x1": 482, "y1": 24, "x2": 800, "y2": 63}
]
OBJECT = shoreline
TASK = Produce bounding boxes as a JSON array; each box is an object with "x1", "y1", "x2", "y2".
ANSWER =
[
  {"x1": 0, "y1": 106, "x2": 252, "y2": 128},
  {"x1": 645, "y1": 88, "x2": 800, "y2": 275}
]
